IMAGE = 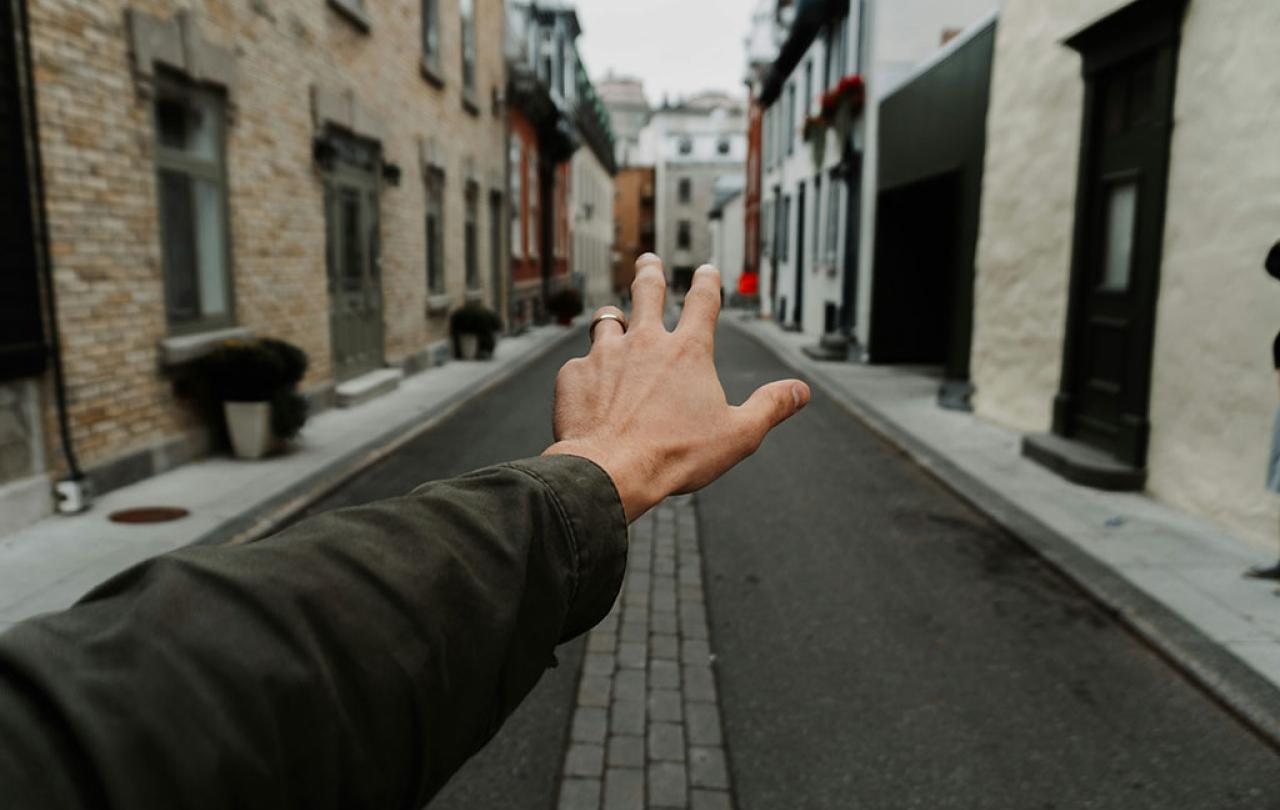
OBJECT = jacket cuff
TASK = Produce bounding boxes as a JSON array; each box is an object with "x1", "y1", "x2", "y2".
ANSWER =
[{"x1": 507, "y1": 455, "x2": 628, "y2": 640}]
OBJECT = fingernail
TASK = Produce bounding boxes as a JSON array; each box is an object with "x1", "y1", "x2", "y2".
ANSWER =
[{"x1": 792, "y1": 383, "x2": 809, "y2": 409}]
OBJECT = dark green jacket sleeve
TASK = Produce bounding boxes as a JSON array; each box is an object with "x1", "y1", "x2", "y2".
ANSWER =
[{"x1": 0, "y1": 455, "x2": 628, "y2": 810}]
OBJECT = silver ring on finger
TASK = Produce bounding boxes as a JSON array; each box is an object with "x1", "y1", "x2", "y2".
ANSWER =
[{"x1": 589, "y1": 312, "x2": 627, "y2": 343}]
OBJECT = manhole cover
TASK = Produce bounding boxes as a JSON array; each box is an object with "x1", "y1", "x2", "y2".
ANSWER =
[{"x1": 108, "y1": 507, "x2": 190, "y2": 524}]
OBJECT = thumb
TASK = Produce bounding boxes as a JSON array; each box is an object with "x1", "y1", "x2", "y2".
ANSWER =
[{"x1": 735, "y1": 379, "x2": 811, "y2": 448}]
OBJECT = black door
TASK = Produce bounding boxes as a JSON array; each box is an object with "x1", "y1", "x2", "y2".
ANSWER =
[
  {"x1": 1056, "y1": 25, "x2": 1180, "y2": 467},
  {"x1": 794, "y1": 183, "x2": 805, "y2": 330},
  {"x1": 323, "y1": 133, "x2": 384, "y2": 382}
]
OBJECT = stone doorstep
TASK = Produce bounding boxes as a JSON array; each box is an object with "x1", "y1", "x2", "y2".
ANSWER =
[{"x1": 334, "y1": 368, "x2": 405, "y2": 408}]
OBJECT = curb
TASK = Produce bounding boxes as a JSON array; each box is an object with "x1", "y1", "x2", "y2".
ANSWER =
[
  {"x1": 193, "y1": 324, "x2": 586, "y2": 547},
  {"x1": 725, "y1": 316, "x2": 1280, "y2": 752}
]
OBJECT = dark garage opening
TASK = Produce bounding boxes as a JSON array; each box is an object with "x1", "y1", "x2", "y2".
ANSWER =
[{"x1": 869, "y1": 171, "x2": 962, "y2": 365}]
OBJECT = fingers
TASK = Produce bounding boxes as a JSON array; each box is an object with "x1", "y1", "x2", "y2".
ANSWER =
[
  {"x1": 734, "y1": 379, "x2": 811, "y2": 451},
  {"x1": 589, "y1": 305, "x2": 626, "y2": 346},
  {"x1": 630, "y1": 253, "x2": 668, "y2": 328},
  {"x1": 676, "y1": 264, "x2": 722, "y2": 343}
]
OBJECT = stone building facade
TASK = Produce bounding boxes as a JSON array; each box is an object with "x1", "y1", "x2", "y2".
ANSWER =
[
  {"x1": 639, "y1": 95, "x2": 746, "y2": 290},
  {"x1": 971, "y1": 0, "x2": 1280, "y2": 547},
  {"x1": 4, "y1": 0, "x2": 508, "y2": 524},
  {"x1": 611, "y1": 165, "x2": 655, "y2": 294}
]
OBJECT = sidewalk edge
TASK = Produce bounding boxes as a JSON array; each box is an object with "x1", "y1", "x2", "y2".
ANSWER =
[
  {"x1": 726, "y1": 316, "x2": 1280, "y2": 752},
  {"x1": 192, "y1": 325, "x2": 585, "y2": 547}
]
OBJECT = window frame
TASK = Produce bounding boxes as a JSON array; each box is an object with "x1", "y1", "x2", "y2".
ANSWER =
[
  {"x1": 676, "y1": 219, "x2": 692, "y2": 250},
  {"x1": 152, "y1": 75, "x2": 236, "y2": 335},
  {"x1": 421, "y1": 0, "x2": 442, "y2": 84},
  {"x1": 677, "y1": 177, "x2": 692, "y2": 204},
  {"x1": 460, "y1": 0, "x2": 478, "y2": 109},
  {"x1": 464, "y1": 179, "x2": 480, "y2": 290},
  {"x1": 425, "y1": 166, "x2": 446, "y2": 295}
]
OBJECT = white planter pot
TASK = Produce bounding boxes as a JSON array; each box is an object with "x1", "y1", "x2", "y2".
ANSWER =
[
  {"x1": 224, "y1": 400, "x2": 273, "y2": 460},
  {"x1": 459, "y1": 333, "x2": 480, "y2": 360}
]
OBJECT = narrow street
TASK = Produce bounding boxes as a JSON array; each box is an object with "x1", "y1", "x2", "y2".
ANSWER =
[{"x1": 293, "y1": 324, "x2": 1280, "y2": 808}]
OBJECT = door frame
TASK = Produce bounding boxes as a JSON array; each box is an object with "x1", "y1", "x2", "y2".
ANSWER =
[
  {"x1": 1052, "y1": 0, "x2": 1187, "y2": 467},
  {"x1": 322, "y1": 130, "x2": 385, "y2": 382}
]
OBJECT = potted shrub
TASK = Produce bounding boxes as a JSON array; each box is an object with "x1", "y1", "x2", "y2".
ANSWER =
[
  {"x1": 201, "y1": 337, "x2": 309, "y2": 459},
  {"x1": 546, "y1": 288, "x2": 584, "y2": 326},
  {"x1": 450, "y1": 303, "x2": 502, "y2": 360}
]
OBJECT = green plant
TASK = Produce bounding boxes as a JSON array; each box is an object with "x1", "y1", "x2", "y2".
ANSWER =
[
  {"x1": 450, "y1": 303, "x2": 501, "y2": 358},
  {"x1": 200, "y1": 337, "x2": 310, "y2": 438},
  {"x1": 449, "y1": 303, "x2": 502, "y2": 335},
  {"x1": 546, "y1": 288, "x2": 584, "y2": 321}
]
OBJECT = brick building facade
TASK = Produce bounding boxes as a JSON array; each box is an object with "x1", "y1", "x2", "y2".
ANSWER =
[{"x1": 1, "y1": 0, "x2": 508, "y2": 526}]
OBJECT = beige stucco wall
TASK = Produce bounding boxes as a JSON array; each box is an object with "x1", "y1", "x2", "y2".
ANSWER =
[
  {"x1": 1145, "y1": 0, "x2": 1280, "y2": 547},
  {"x1": 570, "y1": 145, "x2": 616, "y2": 309},
  {"x1": 972, "y1": 0, "x2": 1280, "y2": 548}
]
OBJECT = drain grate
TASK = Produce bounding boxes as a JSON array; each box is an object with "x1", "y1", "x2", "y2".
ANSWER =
[{"x1": 108, "y1": 507, "x2": 190, "y2": 524}]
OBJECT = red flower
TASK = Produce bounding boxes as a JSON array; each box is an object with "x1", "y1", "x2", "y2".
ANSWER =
[
  {"x1": 819, "y1": 73, "x2": 865, "y2": 119},
  {"x1": 738, "y1": 272, "x2": 759, "y2": 296}
]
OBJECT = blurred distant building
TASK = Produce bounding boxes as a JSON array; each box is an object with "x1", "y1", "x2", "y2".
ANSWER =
[
  {"x1": 0, "y1": 0, "x2": 512, "y2": 530},
  {"x1": 639, "y1": 96, "x2": 746, "y2": 290},
  {"x1": 611, "y1": 166, "x2": 656, "y2": 294},
  {"x1": 570, "y1": 58, "x2": 618, "y2": 309},
  {"x1": 708, "y1": 177, "x2": 747, "y2": 304},
  {"x1": 597, "y1": 74, "x2": 651, "y2": 168},
  {"x1": 598, "y1": 75, "x2": 654, "y2": 292}
]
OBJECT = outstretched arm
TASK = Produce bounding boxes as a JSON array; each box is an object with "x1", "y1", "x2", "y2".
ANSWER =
[{"x1": 0, "y1": 254, "x2": 808, "y2": 809}]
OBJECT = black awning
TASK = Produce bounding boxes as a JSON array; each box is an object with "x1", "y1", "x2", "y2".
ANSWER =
[{"x1": 758, "y1": 0, "x2": 846, "y2": 106}]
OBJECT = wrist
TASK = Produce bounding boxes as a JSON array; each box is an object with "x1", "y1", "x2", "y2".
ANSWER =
[{"x1": 543, "y1": 440, "x2": 663, "y2": 522}]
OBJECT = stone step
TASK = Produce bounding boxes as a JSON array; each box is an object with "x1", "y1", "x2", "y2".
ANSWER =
[{"x1": 334, "y1": 368, "x2": 404, "y2": 409}]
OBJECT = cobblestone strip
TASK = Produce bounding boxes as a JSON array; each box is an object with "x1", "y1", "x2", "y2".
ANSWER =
[{"x1": 558, "y1": 496, "x2": 734, "y2": 810}]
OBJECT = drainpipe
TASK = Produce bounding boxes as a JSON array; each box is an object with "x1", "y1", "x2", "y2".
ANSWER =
[{"x1": 15, "y1": 0, "x2": 88, "y2": 511}]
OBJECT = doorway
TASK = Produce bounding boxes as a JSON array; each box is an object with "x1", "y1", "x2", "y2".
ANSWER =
[
  {"x1": 1055, "y1": 13, "x2": 1181, "y2": 468},
  {"x1": 793, "y1": 183, "x2": 806, "y2": 331},
  {"x1": 323, "y1": 132, "x2": 384, "y2": 382},
  {"x1": 868, "y1": 172, "x2": 961, "y2": 363}
]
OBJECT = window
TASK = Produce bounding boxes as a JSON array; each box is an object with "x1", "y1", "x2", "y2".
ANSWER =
[
  {"x1": 154, "y1": 80, "x2": 232, "y2": 331},
  {"x1": 778, "y1": 195, "x2": 790, "y2": 261},
  {"x1": 489, "y1": 191, "x2": 503, "y2": 294},
  {"x1": 824, "y1": 177, "x2": 841, "y2": 264},
  {"x1": 717, "y1": 138, "x2": 730, "y2": 155},
  {"x1": 853, "y1": 2, "x2": 865, "y2": 75},
  {"x1": 677, "y1": 220, "x2": 692, "y2": 250},
  {"x1": 761, "y1": 199, "x2": 773, "y2": 257},
  {"x1": 460, "y1": 0, "x2": 476, "y2": 103},
  {"x1": 421, "y1": 0, "x2": 440, "y2": 77},
  {"x1": 678, "y1": 178, "x2": 692, "y2": 203},
  {"x1": 804, "y1": 60, "x2": 813, "y2": 118},
  {"x1": 509, "y1": 141, "x2": 522, "y2": 257},
  {"x1": 465, "y1": 181, "x2": 479, "y2": 289},
  {"x1": 528, "y1": 159, "x2": 539, "y2": 258},
  {"x1": 1100, "y1": 181, "x2": 1137, "y2": 291},
  {"x1": 787, "y1": 83, "x2": 796, "y2": 156},
  {"x1": 678, "y1": 137, "x2": 693, "y2": 156},
  {"x1": 425, "y1": 167, "x2": 445, "y2": 294}
]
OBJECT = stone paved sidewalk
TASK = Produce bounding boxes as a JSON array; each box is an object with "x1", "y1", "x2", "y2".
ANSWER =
[
  {"x1": 0, "y1": 323, "x2": 581, "y2": 628},
  {"x1": 557, "y1": 496, "x2": 734, "y2": 810}
]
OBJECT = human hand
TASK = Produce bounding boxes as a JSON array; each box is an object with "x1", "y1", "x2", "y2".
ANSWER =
[{"x1": 544, "y1": 253, "x2": 810, "y2": 522}]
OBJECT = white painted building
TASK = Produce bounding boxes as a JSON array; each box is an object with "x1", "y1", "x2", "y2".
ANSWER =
[
  {"x1": 638, "y1": 96, "x2": 747, "y2": 289},
  {"x1": 755, "y1": 0, "x2": 997, "y2": 339},
  {"x1": 708, "y1": 177, "x2": 746, "y2": 302},
  {"x1": 972, "y1": 0, "x2": 1280, "y2": 549},
  {"x1": 571, "y1": 143, "x2": 616, "y2": 308}
]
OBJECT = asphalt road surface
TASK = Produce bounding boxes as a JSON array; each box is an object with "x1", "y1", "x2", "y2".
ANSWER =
[{"x1": 290, "y1": 321, "x2": 1280, "y2": 809}]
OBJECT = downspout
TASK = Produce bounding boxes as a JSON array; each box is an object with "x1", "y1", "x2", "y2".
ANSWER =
[{"x1": 15, "y1": 0, "x2": 88, "y2": 509}]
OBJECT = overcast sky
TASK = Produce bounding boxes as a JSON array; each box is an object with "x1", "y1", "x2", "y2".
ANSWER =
[{"x1": 572, "y1": 0, "x2": 756, "y2": 104}]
